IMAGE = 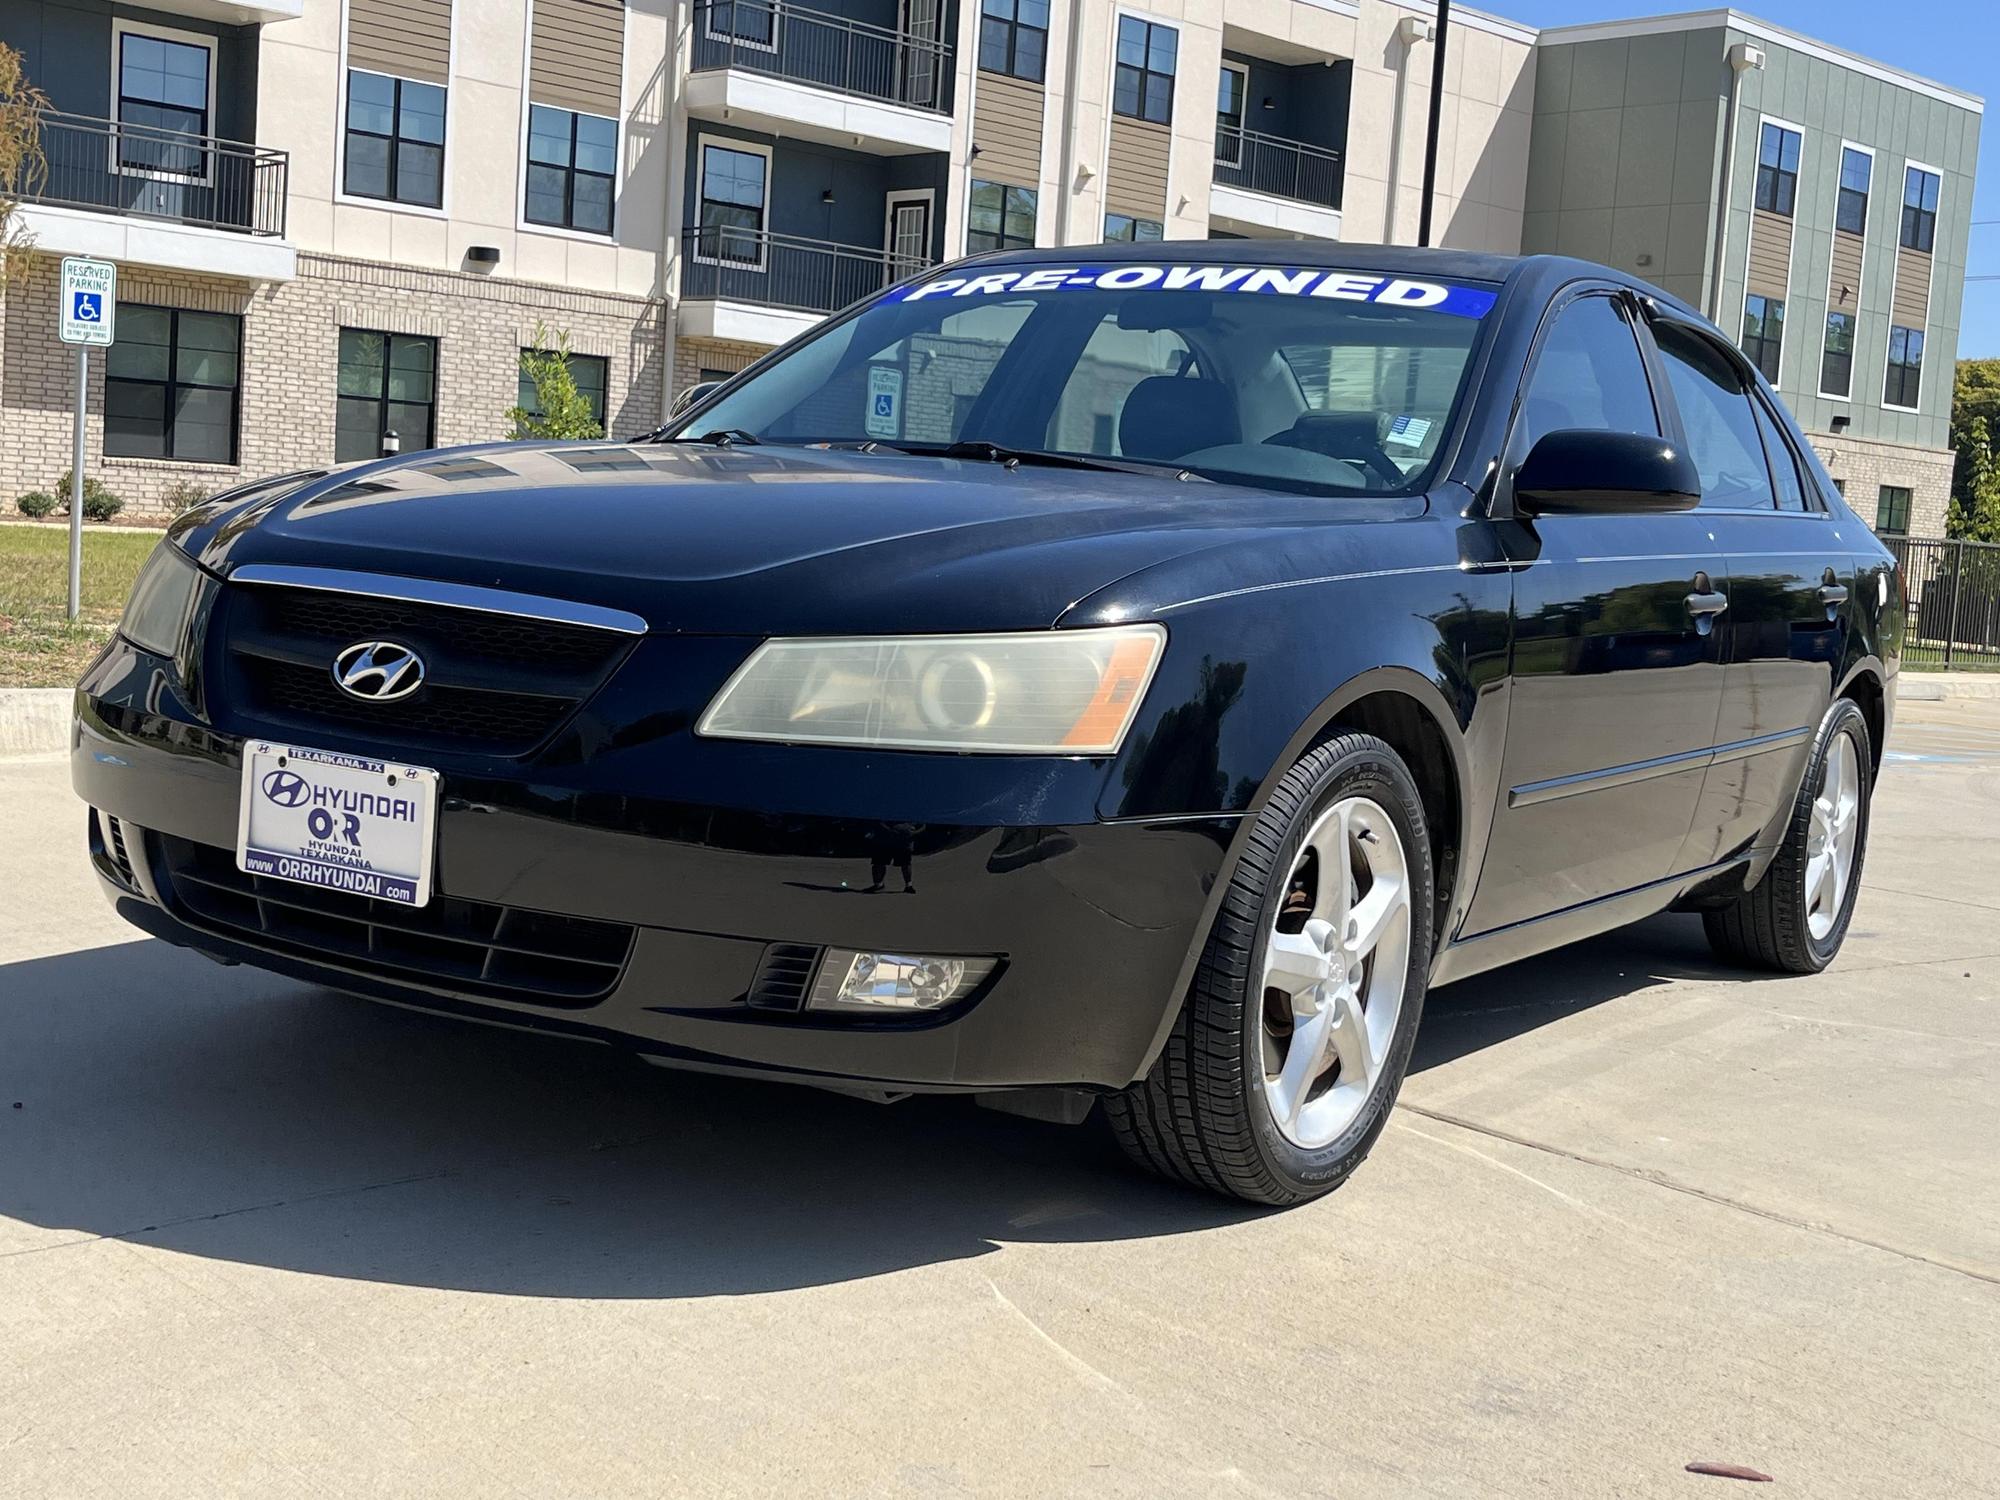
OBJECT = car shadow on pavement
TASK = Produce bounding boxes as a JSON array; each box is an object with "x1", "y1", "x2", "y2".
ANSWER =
[{"x1": 1, "y1": 913, "x2": 1729, "y2": 1299}]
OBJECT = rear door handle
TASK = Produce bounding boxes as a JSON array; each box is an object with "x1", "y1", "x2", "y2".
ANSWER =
[
  {"x1": 1819, "y1": 577, "x2": 1849, "y2": 607},
  {"x1": 1685, "y1": 591, "x2": 1729, "y2": 616}
]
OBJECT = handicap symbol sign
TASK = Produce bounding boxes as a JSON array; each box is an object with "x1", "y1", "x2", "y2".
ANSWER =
[
  {"x1": 73, "y1": 293, "x2": 102, "y2": 323},
  {"x1": 873, "y1": 393, "x2": 894, "y2": 417}
]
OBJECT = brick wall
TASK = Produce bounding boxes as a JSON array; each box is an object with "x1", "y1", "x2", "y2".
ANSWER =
[
  {"x1": 674, "y1": 337, "x2": 771, "y2": 397},
  {"x1": 1806, "y1": 430, "x2": 1956, "y2": 537},
  {"x1": 1, "y1": 253, "x2": 666, "y2": 520}
]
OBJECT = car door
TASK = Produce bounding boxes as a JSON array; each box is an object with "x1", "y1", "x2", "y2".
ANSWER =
[
  {"x1": 1646, "y1": 319, "x2": 1852, "y2": 870},
  {"x1": 1462, "y1": 287, "x2": 1729, "y2": 937}
]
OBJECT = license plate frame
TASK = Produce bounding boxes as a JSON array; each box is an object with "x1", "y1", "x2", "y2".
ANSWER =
[{"x1": 236, "y1": 742, "x2": 440, "y2": 907}]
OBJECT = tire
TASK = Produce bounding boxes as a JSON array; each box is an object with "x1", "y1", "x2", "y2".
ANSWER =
[
  {"x1": 1106, "y1": 733, "x2": 1434, "y2": 1206},
  {"x1": 1703, "y1": 697, "x2": 1873, "y2": 974}
]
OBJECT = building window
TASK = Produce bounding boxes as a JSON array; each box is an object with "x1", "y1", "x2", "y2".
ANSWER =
[
  {"x1": 1820, "y1": 311, "x2": 1855, "y2": 399},
  {"x1": 1104, "y1": 213, "x2": 1162, "y2": 242},
  {"x1": 1875, "y1": 485, "x2": 1911, "y2": 535},
  {"x1": 978, "y1": 0, "x2": 1047, "y2": 83},
  {"x1": 1753, "y1": 122, "x2": 1800, "y2": 217},
  {"x1": 1740, "y1": 294, "x2": 1784, "y2": 384},
  {"x1": 517, "y1": 350, "x2": 609, "y2": 427},
  {"x1": 705, "y1": 0, "x2": 777, "y2": 46},
  {"x1": 1900, "y1": 165, "x2": 1940, "y2": 252},
  {"x1": 344, "y1": 70, "x2": 445, "y2": 208},
  {"x1": 1836, "y1": 146, "x2": 1871, "y2": 234},
  {"x1": 1216, "y1": 63, "x2": 1247, "y2": 166},
  {"x1": 696, "y1": 142, "x2": 768, "y2": 264},
  {"x1": 1884, "y1": 325, "x2": 1924, "y2": 409},
  {"x1": 103, "y1": 304, "x2": 240, "y2": 464},
  {"x1": 1113, "y1": 17, "x2": 1176, "y2": 124},
  {"x1": 968, "y1": 179, "x2": 1036, "y2": 251},
  {"x1": 1832, "y1": 477, "x2": 1846, "y2": 497},
  {"x1": 525, "y1": 105, "x2": 616, "y2": 234},
  {"x1": 336, "y1": 330, "x2": 437, "y2": 461},
  {"x1": 115, "y1": 29, "x2": 211, "y2": 177}
]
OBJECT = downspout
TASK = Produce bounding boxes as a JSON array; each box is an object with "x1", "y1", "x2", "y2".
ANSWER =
[
  {"x1": 1707, "y1": 41, "x2": 1766, "y2": 321},
  {"x1": 1385, "y1": 16, "x2": 1434, "y2": 244},
  {"x1": 1055, "y1": 0, "x2": 1087, "y2": 244}
]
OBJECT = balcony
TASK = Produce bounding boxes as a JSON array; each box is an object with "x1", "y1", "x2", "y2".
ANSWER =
[
  {"x1": 687, "y1": 0, "x2": 954, "y2": 156},
  {"x1": 1210, "y1": 125, "x2": 1344, "y2": 240},
  {"x1": 679, "y1": 226, "x2": 928, "y2": 345},
  {"x1": 16, "y1": 112, "x2": 295, "y2": 281}
]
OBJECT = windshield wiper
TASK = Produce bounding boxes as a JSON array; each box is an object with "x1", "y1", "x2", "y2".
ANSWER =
[
  {"x1": 659, "y1": 428, "x2": 763, "y2": 447},
  {"x1": 862, "y1": 439, "x2": 1208, "y2": 481}
]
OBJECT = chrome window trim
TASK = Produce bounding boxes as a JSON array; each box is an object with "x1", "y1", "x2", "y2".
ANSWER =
[{"x1": 225, "y1": 564, "x2": 650, "y2": 635}]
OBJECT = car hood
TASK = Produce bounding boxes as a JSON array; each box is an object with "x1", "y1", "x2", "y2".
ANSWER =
[{"x1": 178, "y1": 441, "x2": 1385, "y2": 634}]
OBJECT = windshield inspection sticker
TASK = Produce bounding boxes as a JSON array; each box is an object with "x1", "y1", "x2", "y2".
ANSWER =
[
  {"x1": 1386, "y1": 414, "x2": 1433, "y2": 447},
  {"x1": 887, "y1": 265, "x2": 1499, "y2": 319}
]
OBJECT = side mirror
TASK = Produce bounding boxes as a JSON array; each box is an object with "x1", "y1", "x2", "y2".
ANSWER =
[
  {"x1": 1514, "y1": 429, "x2": 1701, "y2": 516},
  {"x1": 670, "y1": 380, "x2": 723, "y2": 418}
]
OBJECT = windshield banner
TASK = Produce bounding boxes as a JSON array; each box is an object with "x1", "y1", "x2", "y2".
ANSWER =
[{"x1": 887, "y1": 266, "x2": 1499, "y2": 319}]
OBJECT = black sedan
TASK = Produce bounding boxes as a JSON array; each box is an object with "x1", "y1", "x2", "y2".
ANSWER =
[{"x1": 75, "y1": 245, "x2": 1899, "y2": 1206}]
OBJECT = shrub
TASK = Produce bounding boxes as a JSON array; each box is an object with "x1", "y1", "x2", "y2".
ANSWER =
[
  {"x1": 161, "y1": 479, "x2": 209, "y2": 516},
  {"x1": 53, "y1": 468, "x2": 124, "y2": 522},
  {"x1": 16, "y1": 489, "x2": 56, "y2": 518},
  {"x1": 510, "y1": 323, "x2": 604, "y2": 441}
]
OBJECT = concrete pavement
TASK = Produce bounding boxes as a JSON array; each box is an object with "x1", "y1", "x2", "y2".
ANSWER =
[{"x1": 3, "y1": 702, "x2": 1997, "y2": 1497}]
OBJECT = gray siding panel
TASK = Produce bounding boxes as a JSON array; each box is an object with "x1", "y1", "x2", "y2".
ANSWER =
[
  {"x1": 1746, "y1": 208, "x2": 1793, "y2": 298},
  {"x1": 1104, "y1": 118, "x2": 1168, "y2": 220},
  {"x1": 348, "y1": 0, "x2": 452, "y2": 85},
  {"x1": 971, "y1": 74, "x2": 1043, "y2": 191},
  {"x1": 1892, "y1": 246, "x2": 1931, "y2": 326},
  {"x1": 531, "y1": 0, "x2": 625, "y2": 117}
]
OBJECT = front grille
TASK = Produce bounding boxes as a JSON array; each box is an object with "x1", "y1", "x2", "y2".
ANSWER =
[
  {"x1": 158, "y1": 834, "x2": 635, "y2": 1006},
  {"x1": 217, "y1": 583, "x2": 633, "y2": 757}
]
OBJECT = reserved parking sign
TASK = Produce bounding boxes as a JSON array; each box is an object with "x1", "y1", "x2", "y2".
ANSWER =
[{"x1": 59, "y1": 257, "x2": 117, "y2": 346}]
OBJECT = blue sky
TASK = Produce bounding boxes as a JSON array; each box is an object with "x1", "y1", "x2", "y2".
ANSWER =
[{"x1": 1504, "y1": 0, "x2": 1996, "y2": 357}]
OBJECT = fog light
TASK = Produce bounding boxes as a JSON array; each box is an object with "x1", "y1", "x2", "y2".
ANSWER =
[{"x1": 807, "y1": 949, "x2": 997, "y2": 1012}]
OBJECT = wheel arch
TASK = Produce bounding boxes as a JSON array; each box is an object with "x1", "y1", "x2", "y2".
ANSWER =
[
  {"x1": 1836, "y1": 657, "x2": 1887, "y2": 774},
  {"x1": 1131, "y1": 666, "x2": 1475, "y2": 1082}
]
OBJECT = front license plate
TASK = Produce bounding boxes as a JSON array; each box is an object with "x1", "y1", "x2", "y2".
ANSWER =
[{"x1": 236, "y1": 742, "x2": 439, "y2": 907}]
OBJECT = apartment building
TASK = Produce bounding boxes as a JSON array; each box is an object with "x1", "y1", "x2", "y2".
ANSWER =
[{"x1": 0, "y1": 0, "x2": 1979, "y2": 530}]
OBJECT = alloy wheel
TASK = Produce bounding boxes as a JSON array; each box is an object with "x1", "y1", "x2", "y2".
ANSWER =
[
  {"x1": 1259, "y1": 795, "x2": 1413, "y2": 1150},
  {"x1": 1806, "y1": 730, "x2": 1862, "y2": 942}
]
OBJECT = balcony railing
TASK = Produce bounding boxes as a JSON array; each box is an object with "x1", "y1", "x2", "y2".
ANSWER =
[
  {"x1": 1213, "y1": 125, "x2": 1343, "y2": 212},
  {"x1": 682, "y1": 226, "x2": 929, "y2": 316},
  {"x1": 29, "y1": 111, "x2": 289, "y2": 237},
  {"x1": 692, "y1": 0, "x2": 952, "y2": 113}
]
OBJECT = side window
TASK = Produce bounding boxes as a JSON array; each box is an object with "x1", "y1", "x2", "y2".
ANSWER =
[
  {"x1": 1517, "y1": 294, "x2": 1660, "y2": 455},
  {"x1": 1653, "y1": 326, "x2": 1776, "y2": 511},
  {"x1": 1752, "y1": 399, "x2": 1809, "y2": 512},
  {"x1": 1047, "y1": 313, "x2": 1194, "y2": 456}
]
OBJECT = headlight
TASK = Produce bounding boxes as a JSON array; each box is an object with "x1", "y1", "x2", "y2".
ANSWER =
[
  {"x1": 118, "y1": 543, "x2": 202, "y2": 659},
  {"x1": 697, "y1": 625, "x2": 1167, "y2": 754}
]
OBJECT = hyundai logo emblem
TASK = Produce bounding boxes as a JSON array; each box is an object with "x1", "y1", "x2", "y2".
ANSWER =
[
  {"x1": 332, "y1": 640, "x2": 425, "y2": 702},
  {"x1": 261, "y1": 768, "x2": 312, "y2": 807}
]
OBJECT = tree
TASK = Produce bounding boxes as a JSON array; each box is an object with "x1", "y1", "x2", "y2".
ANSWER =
[
  {"x1": 0, "y1": 43, "x2": 48, "y2": 292},
  {"x1": 509, "y1": 324, "x2": 603, "y2": 440},
  {"x1": 1948, "y1": 359, "x2": 2000, "y2": 542}
]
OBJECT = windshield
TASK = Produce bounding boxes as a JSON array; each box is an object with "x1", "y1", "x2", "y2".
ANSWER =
[{"x1": 673, "y1": 262, "x2": 1498, "y2": 496}]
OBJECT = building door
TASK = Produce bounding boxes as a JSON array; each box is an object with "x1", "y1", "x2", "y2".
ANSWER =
[
  {"x1": 1462, "y1": 289, "x2": 1729, "y2": 936},
  {"x1": 899, "y1": 0, "x2": 941, "y2": 107},
  {"x1": 884, "y1": 195, "x2": 931, "y2": 273}
]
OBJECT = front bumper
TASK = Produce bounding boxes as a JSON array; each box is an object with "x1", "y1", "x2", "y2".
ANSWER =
[{"x1": 74, "y1": 641, "x2": 1236, "y2": 1093}]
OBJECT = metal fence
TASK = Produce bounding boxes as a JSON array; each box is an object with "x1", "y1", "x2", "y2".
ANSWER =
[
  {"x1": 691, "y1": 0, "x2": 952, "y2": 112},
  {"x1": 1884, "y1": 535, "x2": 2000, "y2": 671},
  {"x1": 31, "y1": 112, "x2": 289, "y2": 237},
  {"x1": 681, "y1": 226, "x2": 929, "y2": 315},
  {"x1": 1212, "y1": 126, "x2": 1344, "y2": 211}
]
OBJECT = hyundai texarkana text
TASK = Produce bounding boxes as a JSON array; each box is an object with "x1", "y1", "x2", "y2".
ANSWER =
[{"x1": 76, "y1": 246, "x2": 1899, "y2": 1205}]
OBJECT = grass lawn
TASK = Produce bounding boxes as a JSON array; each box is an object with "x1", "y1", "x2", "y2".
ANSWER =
[{"x1": 0, "y1": 525, "x2": 164, "y2": 688}]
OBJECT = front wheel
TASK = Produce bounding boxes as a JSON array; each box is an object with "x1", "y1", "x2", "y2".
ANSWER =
[
  {"x1": 1703, "y1": 697, "x2": 1873, "y2": 974},
  {"x1": 1106, "y1": 733, "x2": 1434, "y2": 1206}
]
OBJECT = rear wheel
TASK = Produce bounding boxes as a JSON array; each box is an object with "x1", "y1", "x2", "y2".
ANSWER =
[
  {"x1": 1703, "y1": 697, "x2": 1872, "y2": 974},
  {"x1": 1106, "y1": 733, "x2": 1433, "y2": 1205}
]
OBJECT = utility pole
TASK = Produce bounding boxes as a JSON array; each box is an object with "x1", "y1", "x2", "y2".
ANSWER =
[{"x1": 1417, "y1": 0, "x2": 1452, "y2": 248}]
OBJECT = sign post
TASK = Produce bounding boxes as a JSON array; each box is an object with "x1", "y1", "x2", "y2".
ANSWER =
[{"x1": 58, "y1": 257, "x2": 117, "y2": 622}]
